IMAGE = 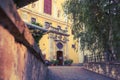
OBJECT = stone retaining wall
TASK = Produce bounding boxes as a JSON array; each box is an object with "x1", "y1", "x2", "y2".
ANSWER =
[
  {"x1": 0, "y1": 0, "x2": 47, "y2": 80},
  {"x1": 84, "y1": 62, "x2": 120, "y2": 80}
]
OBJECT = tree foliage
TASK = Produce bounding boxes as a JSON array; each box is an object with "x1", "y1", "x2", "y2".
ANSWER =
[
  {"x1": 63, "y1": 0, "x2": 120, "y2": 56},
  {"x1": 30, "y1": 22, "x2": 44, "y2": 45}
]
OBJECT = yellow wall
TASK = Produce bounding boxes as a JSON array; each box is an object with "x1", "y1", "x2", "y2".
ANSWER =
[{"x1": 18, "y1": 0, "x2": 80, "y2": 63}]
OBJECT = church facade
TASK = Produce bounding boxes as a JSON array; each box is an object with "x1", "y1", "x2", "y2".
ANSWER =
[{"x1": 18, "y1": 0, "x2": 83, "y2": 64}]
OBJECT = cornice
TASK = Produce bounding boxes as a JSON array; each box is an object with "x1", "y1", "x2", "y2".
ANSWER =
[
  {"x1": 19, "y1": 8, "x2": 71, "y2": 26},
  {"x1": 26, "y1": 22, "x2": 70, "y2": 36}
]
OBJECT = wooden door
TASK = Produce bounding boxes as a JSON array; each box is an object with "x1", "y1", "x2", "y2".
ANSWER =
[{"x1": 57, "y1": 51, "x2": 63, "y2": 65}]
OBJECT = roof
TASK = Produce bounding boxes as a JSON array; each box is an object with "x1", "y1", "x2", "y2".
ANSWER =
[{"x1": 13, "y1": 0, "x2": 38, "y2": 8}]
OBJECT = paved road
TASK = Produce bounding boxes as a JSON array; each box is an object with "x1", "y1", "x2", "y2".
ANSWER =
[{"x1": 47, "y1": 66, "x2": 115, "y2": 80}]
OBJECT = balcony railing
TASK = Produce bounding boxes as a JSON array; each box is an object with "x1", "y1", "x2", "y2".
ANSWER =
[{"x1": 84, "y1": 53, "x2": 119, "y2": 63}]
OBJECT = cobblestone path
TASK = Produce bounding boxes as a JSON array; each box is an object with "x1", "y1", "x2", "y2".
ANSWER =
[{"x1": 47, "y1": 66, "x2": 115, "y2": 80}]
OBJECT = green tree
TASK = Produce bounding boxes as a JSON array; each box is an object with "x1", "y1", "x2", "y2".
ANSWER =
[{"x1": 63, "y1": 0, "x2": 120, "y2": 60}]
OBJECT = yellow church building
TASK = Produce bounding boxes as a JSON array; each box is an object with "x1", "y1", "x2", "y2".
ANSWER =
[{"x1": 18, "y1": 0, "x2": 84, "y2": 65}]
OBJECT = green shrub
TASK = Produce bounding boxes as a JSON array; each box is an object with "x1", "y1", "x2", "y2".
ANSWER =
[
  {"x1": 50, "y1": 60, "x2": 59, "y2": 66},
  {"x1": 64, "y1": 59, "x2": 73, "y2": 66}
]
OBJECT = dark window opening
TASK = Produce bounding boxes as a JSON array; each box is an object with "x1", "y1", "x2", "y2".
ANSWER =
[
  {"x1": 45, "y1": 22, "x2": 51, "y2": 29},
  {"x1": 31, "y1": 17, "x2": 36, "y2": 23}
]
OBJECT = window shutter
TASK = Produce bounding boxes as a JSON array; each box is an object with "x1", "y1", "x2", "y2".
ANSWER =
[{"x1": 44, "y1": 0, "x2": 52, "y2": 15}]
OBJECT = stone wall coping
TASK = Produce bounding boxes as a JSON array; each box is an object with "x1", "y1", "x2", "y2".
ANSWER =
[{"x1": 85, "y1": 62, "x2": 120, "y2": 65}]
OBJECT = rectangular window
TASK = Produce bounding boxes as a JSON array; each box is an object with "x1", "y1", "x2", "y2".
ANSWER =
[
  {"x1": 44, "y1": 0, "x2": 52, "y2": 15},
  {"x1": 31, "y1": 17, "x2": 36, "y2": 23},
  {"x1": 44, "y1": 22, "x2": 51, "y2": 29},
  {"x1": 72, "y1": 44, "x2": 76, "y2": 49}
]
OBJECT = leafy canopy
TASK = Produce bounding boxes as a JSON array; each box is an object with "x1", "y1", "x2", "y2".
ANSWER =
[{"x1": 63, "y1": 0, "x2": 120, "y2": 55}]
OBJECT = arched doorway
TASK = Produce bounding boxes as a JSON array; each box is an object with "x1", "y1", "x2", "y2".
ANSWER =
[{"x1": 57, "y1": 51, "x2": 63, "y2": 65}]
